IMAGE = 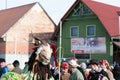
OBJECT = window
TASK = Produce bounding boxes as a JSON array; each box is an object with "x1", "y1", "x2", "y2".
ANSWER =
[
  {"x1": 72, "y1": 3, "x2": 93, "y2": 16},
  {"x1": 71, "y1": 27, "x2": 79, "y2": 37},
  {"x1": 87, "y1": 25, "x2": 96, "y2": 36},
  {"x1": 81, "y1": 4, "x2": 92, "y2": 15}
]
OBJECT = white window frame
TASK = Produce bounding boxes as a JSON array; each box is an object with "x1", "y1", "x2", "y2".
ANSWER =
[{"x1": 70, "y1": 26, "x2": 79, "y2": 37}]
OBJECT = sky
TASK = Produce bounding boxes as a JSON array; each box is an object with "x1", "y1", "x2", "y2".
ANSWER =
[
  {"x1": 0, "y1": 0, "x2": 40, "y2": 10},
  {"x1": 0, "y1": 0, "x2": 76, "y2": 25},
  {"x1": 93, "y1": 0, "x2": 120, "y2": 7},
  {"x1": 0, "y1": 0, "x2": 120, "y2": 25}
]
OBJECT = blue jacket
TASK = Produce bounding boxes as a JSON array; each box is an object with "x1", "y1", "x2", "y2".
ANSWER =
[{"x1": 0, "y1": 66, "x2": 9, "y2": 78}]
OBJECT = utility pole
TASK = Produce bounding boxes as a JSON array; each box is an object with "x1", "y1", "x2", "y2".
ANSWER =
[{"x1": 58, "y1": 21, "x2": 62, "y2": 80}]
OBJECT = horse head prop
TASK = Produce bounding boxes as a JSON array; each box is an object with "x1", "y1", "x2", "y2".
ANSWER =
[
  {"x1": 26, "y1": 37, "x2": 53, "y2": 80},
  {"x1": 34, "y1": 39, "x2": 53, "y2": 65}
]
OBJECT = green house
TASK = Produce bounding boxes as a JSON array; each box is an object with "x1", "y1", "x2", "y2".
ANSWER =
[{"x1": 53, "y1": 0, "x2": 120, "y2": 65}]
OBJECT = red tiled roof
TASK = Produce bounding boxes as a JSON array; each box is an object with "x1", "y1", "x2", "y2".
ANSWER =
[
  {"x1": 0, "y1": 3, "x2": 36, "y2": 37},
  {"x1": 82, "y1": 0, "x2": 120, "y2": 37}
]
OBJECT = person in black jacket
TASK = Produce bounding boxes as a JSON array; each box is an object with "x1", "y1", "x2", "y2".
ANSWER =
[
  {"x1": 87, "y1": 59, "x2": 109, "y2": 80},
  {"x1": 77, "y1": 62, "x2": 87, "y2": 80},
  {"x1": 77, "y1": 66, "x2": 87, "y2": 80}
]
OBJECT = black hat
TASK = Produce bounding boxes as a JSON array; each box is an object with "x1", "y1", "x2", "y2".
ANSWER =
[
  {"x1": 88, "y1": 59, "x2": 98, "y2": 65},
  {"x1": 0, "y1": 58, "x2": 5, "y2": 62}
]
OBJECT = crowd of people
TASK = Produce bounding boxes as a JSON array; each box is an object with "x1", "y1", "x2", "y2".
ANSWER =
[
  {"x1": 0, "y1": 58, "x2": 120, "y2": 80},
  {"x1": 51, "y1": 58, "x2": 120, "y2": 80},
  {"x1": 0, "y1": 39, "x2": 120, "y2": 80},
  {"x1": 0, "y1": 59, "x2": 22, "y2": 77}
]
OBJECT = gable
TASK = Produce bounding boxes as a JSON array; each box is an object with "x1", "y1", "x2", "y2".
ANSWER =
[
  {"x1": 4, "y1": 3, "x2": 55, "y2": 42},
  {"x1": 72, "y1": 2, "x2": 93, "y2": 17}
]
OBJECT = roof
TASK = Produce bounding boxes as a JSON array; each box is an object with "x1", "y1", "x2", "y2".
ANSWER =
[
  {"x1": 53, "y1": 0, "x2": 120, "y2": 39},
  {"x1": 82, "y1": 0, "x2": 120, "y2": 37},
  {"x1": 114, "y1": 42, "x2": 120, "y2": 47},
  {"x1": 0, "y1": 3, "x2": 36, "y2": 37}
]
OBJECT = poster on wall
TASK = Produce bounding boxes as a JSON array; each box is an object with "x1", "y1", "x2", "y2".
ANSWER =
[{"x1": 71, "y1": 37, "x2": 106, "y2": 54}]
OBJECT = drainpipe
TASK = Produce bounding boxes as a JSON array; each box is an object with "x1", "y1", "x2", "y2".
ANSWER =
[{"x1": 59, "y1": 21, "x2": 62, "y2": 80}]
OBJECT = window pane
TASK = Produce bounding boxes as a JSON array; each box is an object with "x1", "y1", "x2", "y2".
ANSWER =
[
  {"x1": 71, "y1": 27, "x2": 78, "y2": 36},
  {"x1": 87, "y1": 26, "x2": 95, "y2": 36}
]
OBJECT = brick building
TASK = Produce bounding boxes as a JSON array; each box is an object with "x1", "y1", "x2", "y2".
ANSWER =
[{"x1": 0, "y1": 2, "x2": 55, "y2": 68}]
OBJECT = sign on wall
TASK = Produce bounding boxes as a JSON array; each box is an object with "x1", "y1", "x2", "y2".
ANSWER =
[{"x1": 71, "y1": 37, "x2": 106, "y2": 54}]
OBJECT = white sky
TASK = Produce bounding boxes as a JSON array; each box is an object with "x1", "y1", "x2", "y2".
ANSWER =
[
  {"x1": 39, "y1": 0, "x2": 76, "y2": 25},
  {"x1": 0, "y1": 0, "x2": 76, "y2": 25},
  {"x1": 0, "y1": 0, "x2": 120, "y2": 25},
  {"x1": 93, "y1": 0, "x2": 120, "y2": 7},
  {"x1": 0, "y1": 0, "x2": 37, "y2": 10}
]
